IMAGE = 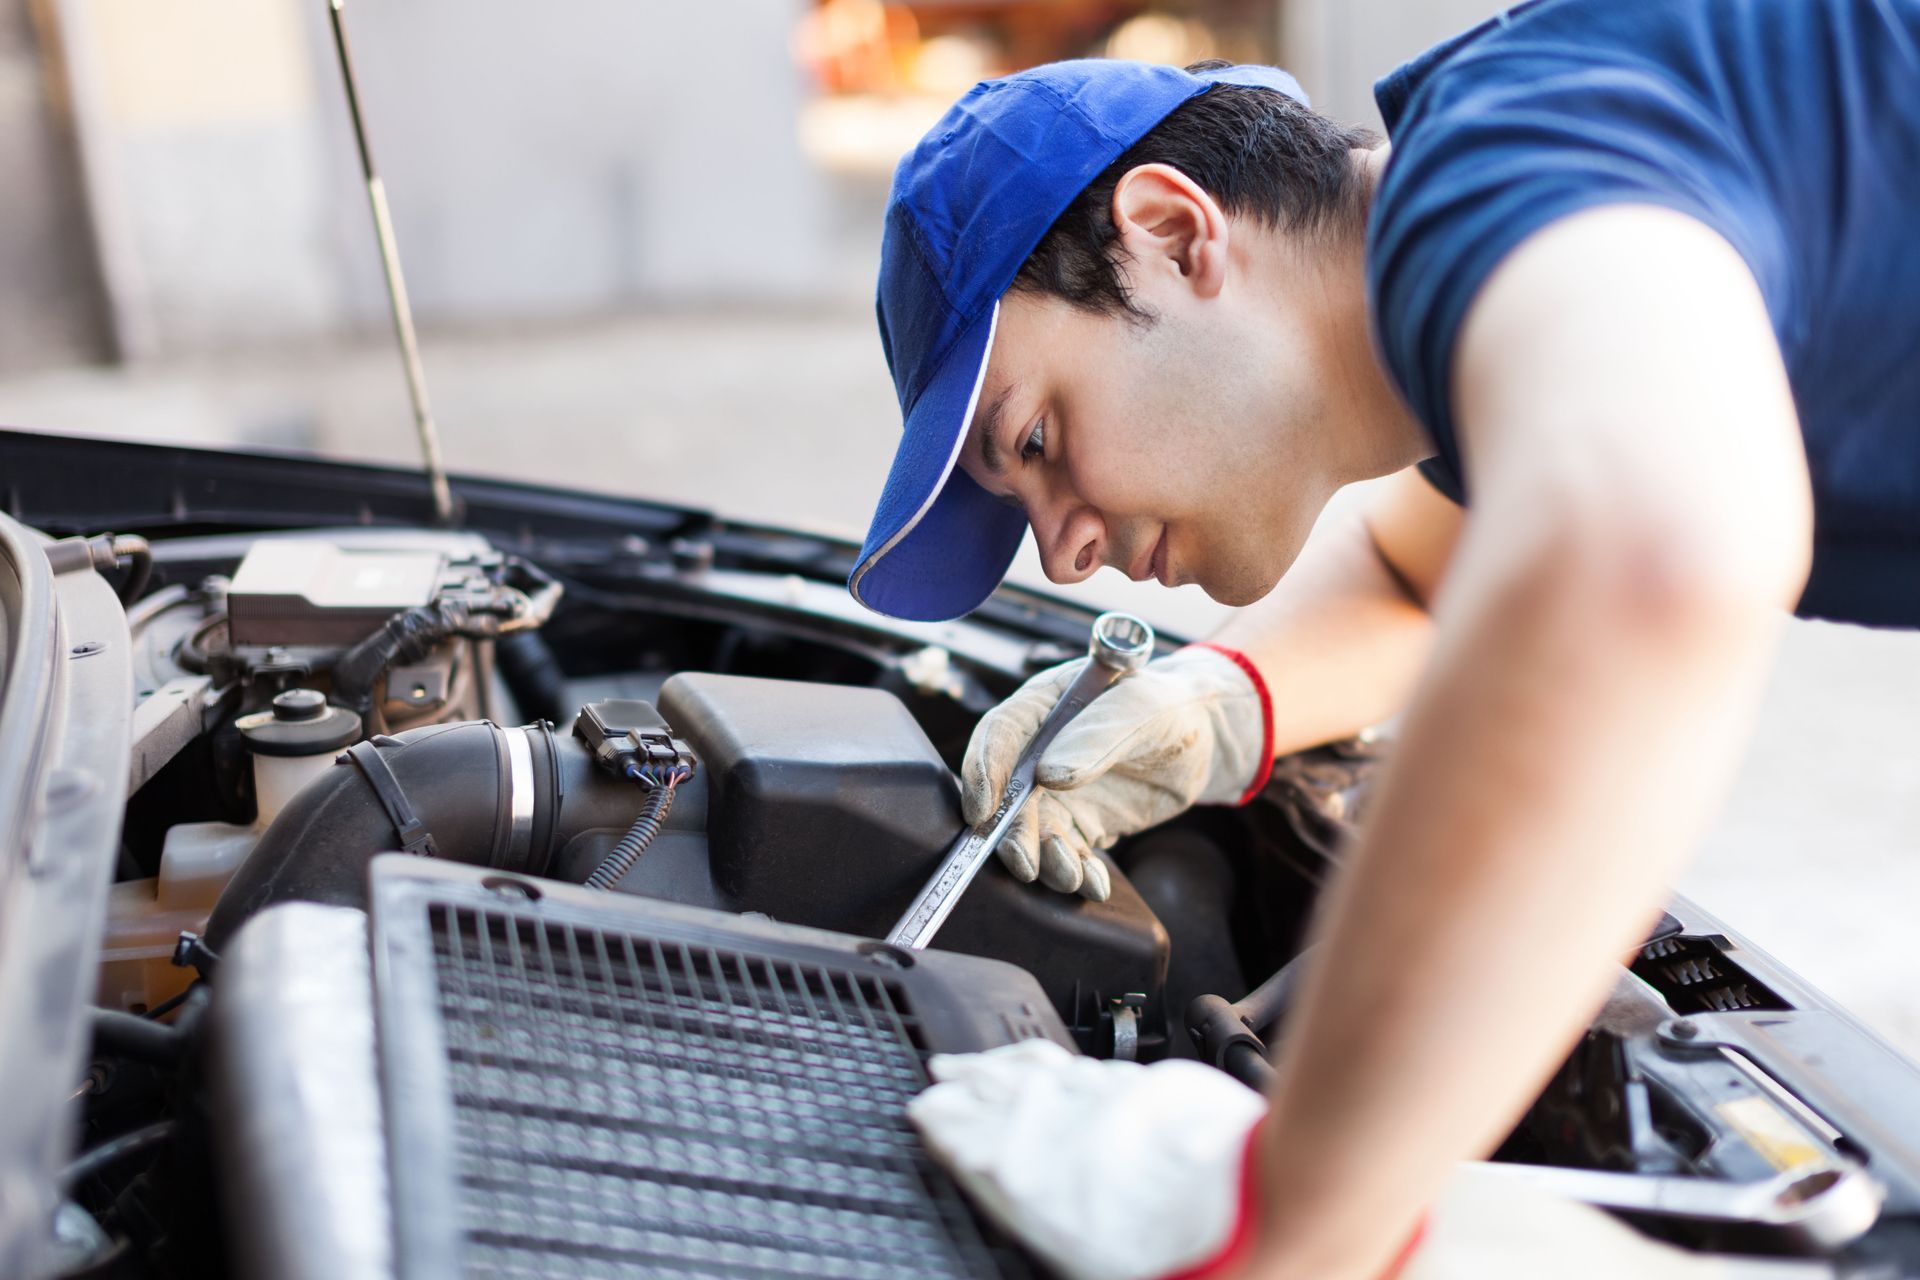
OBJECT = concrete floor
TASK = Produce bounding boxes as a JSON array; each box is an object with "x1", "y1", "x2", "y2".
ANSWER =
[{"x1": 7, "y1": 302, "x2": 1920, "y2": 1058}]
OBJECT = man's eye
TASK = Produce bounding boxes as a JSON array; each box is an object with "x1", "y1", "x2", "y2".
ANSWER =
[{"x1": 1020, "y1": 419, "x2": 1047, "y2": 462}]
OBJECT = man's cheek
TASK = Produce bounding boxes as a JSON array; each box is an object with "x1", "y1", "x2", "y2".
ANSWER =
[{"x1": 1068, "y1": 464, "x2": 1150, "y2": 522}]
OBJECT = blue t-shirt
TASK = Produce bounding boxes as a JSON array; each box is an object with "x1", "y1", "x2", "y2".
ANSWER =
[{"x1": 1366, "y1": 0, "x2": 1920, "y2": 627}]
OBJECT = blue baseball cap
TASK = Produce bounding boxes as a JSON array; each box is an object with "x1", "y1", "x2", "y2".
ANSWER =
[{"x1": 848, "y1": 58, "x2": 1309, "y2": 621}]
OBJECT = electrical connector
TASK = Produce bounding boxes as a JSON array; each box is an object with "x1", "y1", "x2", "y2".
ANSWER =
[{"x1": 572, "y1": 699, "x2": 697, "y2": 785}]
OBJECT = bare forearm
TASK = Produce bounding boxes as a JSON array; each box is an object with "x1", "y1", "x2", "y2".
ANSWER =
[
  {"x1": 1246, "y1": 542, "x2": 1786, "y2": 1280},
  {"x1": 1211, "y1": 494, "x2": 1435, "y2": 757},
  {"x1": 1231, "y1": 203, "x2": 1812, "y2": 1280}
]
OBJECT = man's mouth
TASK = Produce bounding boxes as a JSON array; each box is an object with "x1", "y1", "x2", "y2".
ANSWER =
[
  {"x1": 1150, "y1": 526, "x2": 1170, "y2": 587},
  {"x1": 1126, "y1": 526, "x2": 1166, "y2": 584}
]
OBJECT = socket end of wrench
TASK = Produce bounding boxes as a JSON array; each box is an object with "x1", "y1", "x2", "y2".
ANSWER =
[{"x1": 1089, "y1": 612, "x2": 1154, "y2": 673}]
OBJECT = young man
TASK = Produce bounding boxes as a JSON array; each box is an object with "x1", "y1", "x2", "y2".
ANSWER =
[{"x1": 849, "y1": 2, "x2": 1919, "y2": 1277}]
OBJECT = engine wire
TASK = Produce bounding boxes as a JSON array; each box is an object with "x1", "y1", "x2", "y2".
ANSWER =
[
  {"x1": 141, "y1": 987, "x2": 194, "y2": 1022},
  {"x1": 583, "y1": 764, "x2": 688, "y2": 891}
]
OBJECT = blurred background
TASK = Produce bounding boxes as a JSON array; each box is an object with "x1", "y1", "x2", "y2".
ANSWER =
[{"x1": 4, "y1": 0, "x2": 1919, "y2": 1055}]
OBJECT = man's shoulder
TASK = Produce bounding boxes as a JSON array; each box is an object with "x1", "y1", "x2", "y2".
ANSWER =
[
  {"x1": 1372, "y1": 0, "x2": 1557, "y2": 135},
  {"x1": 1362, "y1": 0, "x2": 1826, "y2": 511},
  {"x1": 1378, "y1": 0, "x2": 1712, "y2": 142}
]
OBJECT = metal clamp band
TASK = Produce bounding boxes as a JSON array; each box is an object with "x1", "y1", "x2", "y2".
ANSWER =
[{"x1": 503, "y1": 726, "x2": 535, "y2": 870}]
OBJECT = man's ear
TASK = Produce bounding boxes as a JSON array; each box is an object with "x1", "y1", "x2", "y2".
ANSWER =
[{"x1": 1110, "y1": 163, "x2": 1229, "y2": 300}]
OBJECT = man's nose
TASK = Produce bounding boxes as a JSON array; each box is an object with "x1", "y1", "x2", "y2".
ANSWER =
[{"x1": 1033, "y1": 499, "x2": 1105, "y2": 586}]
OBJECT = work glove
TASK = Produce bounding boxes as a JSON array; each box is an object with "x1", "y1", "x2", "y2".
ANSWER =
[
  {"x1": 961, "y1": 644, "x2": 1273, "y2": 901},
  {"x1": 909, "y1": 1039, "x2": 1739, "y2": 1280},
  {"x1": 909, "y1": 1039, "x2": 1268, "y2": 1280}
]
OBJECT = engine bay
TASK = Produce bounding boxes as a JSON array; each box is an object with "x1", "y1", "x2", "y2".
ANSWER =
[
  {"x1": 109, "y1": 531, "x2": 1224, "y2": 1060},
  {"x1": 62, "y1": 522, "x2": 1321, "y2": 1276},
  {"x1": 3, "y1": 456, "x2": 1911, "y2": 1277}
]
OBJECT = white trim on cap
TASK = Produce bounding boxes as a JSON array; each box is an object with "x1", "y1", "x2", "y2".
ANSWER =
[{"x1": 849, "y1": 299, "x2": 1001, "y2": 610}]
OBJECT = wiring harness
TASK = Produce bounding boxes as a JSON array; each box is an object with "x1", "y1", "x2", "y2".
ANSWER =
[{"x1": 584, "y1": 761, "x2": 694, "y2": 891}]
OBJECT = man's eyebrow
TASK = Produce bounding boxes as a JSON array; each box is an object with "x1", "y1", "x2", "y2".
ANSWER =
[{"x1": 972, "y1": 383, "x2": 1020, "y2": 477}]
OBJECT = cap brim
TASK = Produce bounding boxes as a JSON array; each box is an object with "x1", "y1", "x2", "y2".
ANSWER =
[{"x1": 850, "y1": 302, "x2": 1027, "y2": 621}]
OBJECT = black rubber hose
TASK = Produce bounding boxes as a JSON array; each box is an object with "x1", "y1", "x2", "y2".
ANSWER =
[
  {"x1": 41, "y1": 531, "x2": 153, "y2": 602},
  {"x1": 1187, "y1": 950, "x2": 1315, "y2": 1084},
  {"x1": 331, "y1": 557, "x2": 560, "y2": 729},
  {"x1": 207, "y1": 722, "x2": 511, "y2": 945},
  {"x1": 1233, "y1": 946, "x2": 1314, "y2": 1034},
  {"x1": 61, "y1": 1121, "x2": 177, "y2": 1190},
  {"x1": 329, "y1": 602, "x2": 466, "y2": 730},
  {"x1": 584, "y1": 779, "x2": 676, "y2": 890},
  {"x1": 91, "y1": 1009, "x2": 184, "y2": 1066},
  {"x1": 205, "y1": 720, "x2": 706, "y2": 947},
  {"x1": 1186, "y1": 992, "x2": 1270, "y2": 1073},
  {"x1": 141, "y1": 988, "x2": 193, "y2": 1021},
  {"x1": 1221, "y1": 1040, "x2": 1276, "y2": 1090},
  {"x1": 495, "y1": 630, "x2": 569, "y2": 724},
  {"x1": 175, "y1": 613, "x2": 223, "y2": 675},
  {"x1": 111, "y1": 534, "x2": 153, "y2": 604}
]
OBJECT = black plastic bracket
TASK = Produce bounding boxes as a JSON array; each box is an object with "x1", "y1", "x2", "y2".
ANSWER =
[{"x1": 171, "y1": 930, "x2": 220, "y2": 979}]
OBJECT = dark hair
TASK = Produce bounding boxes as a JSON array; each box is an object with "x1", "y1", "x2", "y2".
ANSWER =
[{"x1": 1013, "y1": 60, "x2": 1378, "y2": 318}]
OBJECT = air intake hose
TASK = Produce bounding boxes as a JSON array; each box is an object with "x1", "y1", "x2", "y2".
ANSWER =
[{"x1": 204, "y1": 720, "x2": 706, "y2": 948}]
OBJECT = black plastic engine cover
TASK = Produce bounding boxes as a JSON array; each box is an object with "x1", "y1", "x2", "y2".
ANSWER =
[{"x1": 657, "y1": 672, "x2": 1170, "y2": 1056}]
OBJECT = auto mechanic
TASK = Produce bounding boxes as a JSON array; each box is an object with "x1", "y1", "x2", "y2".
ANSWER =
[{"x1": 846, "y1": 1, "x2": 1920, "y2": 1277}]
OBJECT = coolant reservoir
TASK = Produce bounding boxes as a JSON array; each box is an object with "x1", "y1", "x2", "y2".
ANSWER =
[
  {"x1": 99, "y1": 690, "x2": 362, "y2": 1011},
  {"x1": 236, "y1": 689, "x2": 363, "y2": 821}
]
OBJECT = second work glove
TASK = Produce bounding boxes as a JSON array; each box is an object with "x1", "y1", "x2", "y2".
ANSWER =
[
  {"x1": 961, "y1": 643, "x2": 1274, "y2": 901},
  {"x1": 911, "y1": 1039, "x2": 1738, "y2": 1280}
]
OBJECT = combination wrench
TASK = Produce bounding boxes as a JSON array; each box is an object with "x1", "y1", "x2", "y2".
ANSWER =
[
  {"x1": 1464, "y1": 1160, "x2": 1882, "y2": 1253},
  {"x1": 886, "y1": 611, "x2": 1155, "y2": 950}
]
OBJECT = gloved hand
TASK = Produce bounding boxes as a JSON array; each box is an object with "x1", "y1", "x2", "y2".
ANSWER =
[
  {"x1": 961, "y1": 644, "x2": 1273, "y2": 900},
  {"x1": 908, "y1": 1039, "x2": 1268, "y2": 1280},
  {"x1": 910, "y1": 1040, "x2": 1739, "y2": 1280}
]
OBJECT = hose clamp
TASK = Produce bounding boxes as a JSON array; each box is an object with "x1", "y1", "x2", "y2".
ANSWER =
[{"x1": 504, "y1": 726, "x2": 535, "y2": 869}]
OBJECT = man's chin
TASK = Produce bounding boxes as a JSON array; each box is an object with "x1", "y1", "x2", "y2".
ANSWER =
[{"x1": 1195, "y1": 566, "x2": 1281, "y2": 608}]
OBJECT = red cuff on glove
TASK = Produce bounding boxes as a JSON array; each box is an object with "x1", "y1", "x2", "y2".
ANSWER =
[
  {"x1": 1159, "y1": 1120, "x2": 1267, "y2": 1280},
  {"x1": 1378, "y1": 1217, "x2": 1429, "y2": 1279},
  {"x1": 1188, "y1": 643, "x2": 1275, "y2": 806},
  {"x1": 1159, "y1": 1117, "x2": 1429, "y2": 1280}
]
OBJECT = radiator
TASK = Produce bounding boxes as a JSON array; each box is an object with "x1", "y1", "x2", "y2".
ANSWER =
[{"x1": 217, "y1": 856, "x2": 1066, "y2": 1279}]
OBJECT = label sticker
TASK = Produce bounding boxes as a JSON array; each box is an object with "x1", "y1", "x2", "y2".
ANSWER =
[{"x1": 1716, "y1": 1095, "x2": 1826, "y2": 1172}]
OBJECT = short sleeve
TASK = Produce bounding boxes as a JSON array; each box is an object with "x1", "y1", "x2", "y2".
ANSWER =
[{"x1": 1367, "y1": 51, "x2": 1796, "y2": 503}]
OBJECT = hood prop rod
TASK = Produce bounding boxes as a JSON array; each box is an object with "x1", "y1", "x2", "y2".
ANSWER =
[{"x1": 325, "y1": 0, "x2": 456, "y2": 526}]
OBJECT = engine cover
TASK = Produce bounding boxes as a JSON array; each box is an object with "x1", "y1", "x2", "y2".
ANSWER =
[{"x1": 656, "y1": 672, "x2": 1170, "y2": 1056}]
